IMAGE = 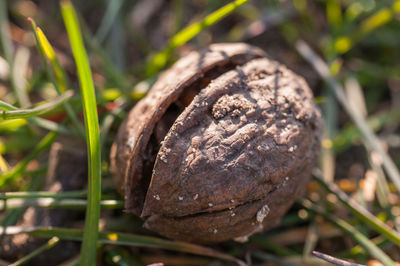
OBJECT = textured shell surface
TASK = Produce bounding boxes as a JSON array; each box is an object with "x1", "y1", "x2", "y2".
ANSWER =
[{"x1": 110, "y1": 43, "x2": 321, "y2": 243}]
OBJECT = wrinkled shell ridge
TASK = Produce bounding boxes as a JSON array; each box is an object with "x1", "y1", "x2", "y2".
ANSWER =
[
  {"x1": 111, "y1": 43, "x2": 265, "y2": 214},
  {"x1": 110, "y1": 43, "x2": 321, "y2": 243}
]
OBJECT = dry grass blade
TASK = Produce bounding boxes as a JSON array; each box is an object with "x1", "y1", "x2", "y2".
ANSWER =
[
  {"x1": 313, "y1": 170, "x2": 400, "y2": 247},
  {"x1": 312, "y1": 251, "x2": 365, "y2": 266},
  {"x1": 295, "y1": 40, "x2": 400, "y2": 193},
  {"x1": 300, "y1": 198, "x2": 395, "y2": 265}
]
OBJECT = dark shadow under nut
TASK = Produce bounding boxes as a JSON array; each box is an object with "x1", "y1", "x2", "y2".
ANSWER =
[{"x1": 110, "y1": 43, "x2": 321, "y2": 243}]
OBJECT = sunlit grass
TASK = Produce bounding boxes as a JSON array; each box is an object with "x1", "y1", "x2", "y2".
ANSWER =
[
  {"x1": 146, "y1": 0, "x2": 251, "y2": 76},
  {"x1": 1, "y1": 0, "x2": 400, "y2": 265},
  {"x1": 0, "y1": 90, "x2": 73, "y2": 120},
  {"x1": 28, "y1": 17, "x2": 85, "y2": 137},
  {"x1": 61, "y1": 1, "x2": 101, "y2": 265},
  {"x1": 300, "y1": 198, "x2": 395, "y2": 266}
]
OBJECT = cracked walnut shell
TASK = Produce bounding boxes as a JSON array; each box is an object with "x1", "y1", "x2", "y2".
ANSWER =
[{"x1": 110, "y1": 43, "x2": 321, "y2": 243}]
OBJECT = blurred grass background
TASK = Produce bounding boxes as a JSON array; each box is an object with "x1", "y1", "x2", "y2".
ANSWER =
[{"x1": 0, "y1": 0, "x2": 400, "y2": 265}]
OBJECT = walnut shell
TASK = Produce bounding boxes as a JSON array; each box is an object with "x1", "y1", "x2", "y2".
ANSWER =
[{"x1": 110, "y1": 43, "x2": 321, "y2": 243}]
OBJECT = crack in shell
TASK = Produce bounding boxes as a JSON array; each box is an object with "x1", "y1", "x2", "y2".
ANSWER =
[{"x1": 110, "y1": 43, "x2": 321, "y2": 243}]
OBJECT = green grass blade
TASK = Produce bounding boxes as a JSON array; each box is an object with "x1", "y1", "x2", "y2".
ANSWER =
[
  {"x1": 78, "y1": 14, "x2": 129, "y2": 92},
  {"x1": 146, "y1": 0, "x2": 251, "y2": 76},
  {"x1": 9, "y1": 237, "x2": 60, "y2": 266},
  {"x1": 0, "y1": 116, "x2": 72, "y2": 135},
  {"x1": 299, "y1": 199, "x2": 395, "y2": 266},
  {"x1": 0, "y1": 191, "x2": 86, "y2": 200},
  {"x1": 0, "y1": 227, "x2": 246, "y2": 266},
  {"x1": 313, "y1": 171, "x2": 400, "y2": 247},
  {"x1": 0, "y1": 100, "x2": 16, "y2": 111},
  {"x1": 0, "y1": 90, "x2": 74, "y2": 120},
  {"x1": 334, "y1": 7, "x2": 394, "y2": 54},
  {"x1": 28, "y1": 18, "x2": 85, "y2": 137},
  {"x1": 26, "y1": 117, "x2": 72, "y2": 135},
  {"x1": 295, "y1": 40, "x2": 400, "y2": 193},
  {"x1": 95, "y1": 0, "x2": 124, "y2": 43},
  {"x1": 0, "y1": 131, "x2": 58, "y2": 187},
  {"x1": 0, "y1": 198, "x2": 122, "y2": 210},
  {"x1": 35, "y1": 26, "x2": 69, "y2": 93},
  {"x1": 60, "y1": 1, "x2": 102, "y2": 265},
  {"x1": 0, "y1": 191, "x2": 116, "y2": 200},
  {"x1": 333, "y1": 107, "x2": 400, "y2": 153}
]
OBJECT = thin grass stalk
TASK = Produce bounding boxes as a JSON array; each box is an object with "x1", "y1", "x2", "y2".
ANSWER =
[
  {"x1": 26, "y1": 117, "x2": 72, "y2": 134},
  {"x1": 0, "y1": 131, "x2": 58, "y2": 187},
  {"x1": 9, "y1": 237, "x2": 60, "y2": 266},
  {"x1": 295, "y1": 40, "x2": 400, "y2": 194},
  {"x1": 95, "y1": 0, "x2": 124, "y2": 43},
  {"x1": 313, "y1": 171, "x2": 400, "y2": 247},
  {"x1": 303, "y1": 221, "x2": 318, "y2": 258},
  {"x1": 78, "y1": 14, "x2": 129, "y2": 92},
  {"x1": 312, "y1": 250, "x2": 364, "y2": 266},
  {"x1": 344, "y1": 76, "x2": 392, "y2": 211},
  {"x1": 299, "y1": 198, "x2": 395, "y2": 266},
  {"x1": 0, "y1": 169, "x2": 48, "y2": 241},
  {"x1": 0, "y1": 198, "x2": 122, "y2": 210},
  {"x1": 0, "y1": 191, "x2": 86, "y2": 200},
  {"x1": 0, "y1": 91, "x2": 74, "y2": 120},
  {"x1": 0, "y1": 101, "x2": 73, "y2": 134},
  {"x1": 146, "y1": 0, "x2": 251, "y2": 76},
  {"x1": 60, "y1": 1, "x2": 101, "y2": 265},
  {"x1": 334, "y1": 106, "x2": 400, "y2": 153},
  {"x1": 0, "y1": 227, "x2": 246, "y2": 266},
  {"x1": 0, "y1": 101, "x2": 16, "y2": 111},
  {"x1": 28, "y1": 18, "x2": 85, "y2": 137},
  {"x1": 36, "y1": 27, "x2": 70, "y2": 93}
]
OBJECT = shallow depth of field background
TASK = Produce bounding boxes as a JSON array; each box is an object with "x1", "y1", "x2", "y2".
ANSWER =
[{"x1": 1, "y1": 0, "x2": 400, "y2": 265}]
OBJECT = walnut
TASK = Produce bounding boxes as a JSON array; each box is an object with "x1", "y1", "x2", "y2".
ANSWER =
[{"x1": 110, "y1": 43, "x2": 321, "y2": 243}]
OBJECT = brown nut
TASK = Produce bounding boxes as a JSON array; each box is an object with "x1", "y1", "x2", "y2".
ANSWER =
[{"x1": 110, "y1": 43, "x2": 321, "y2": 243}]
